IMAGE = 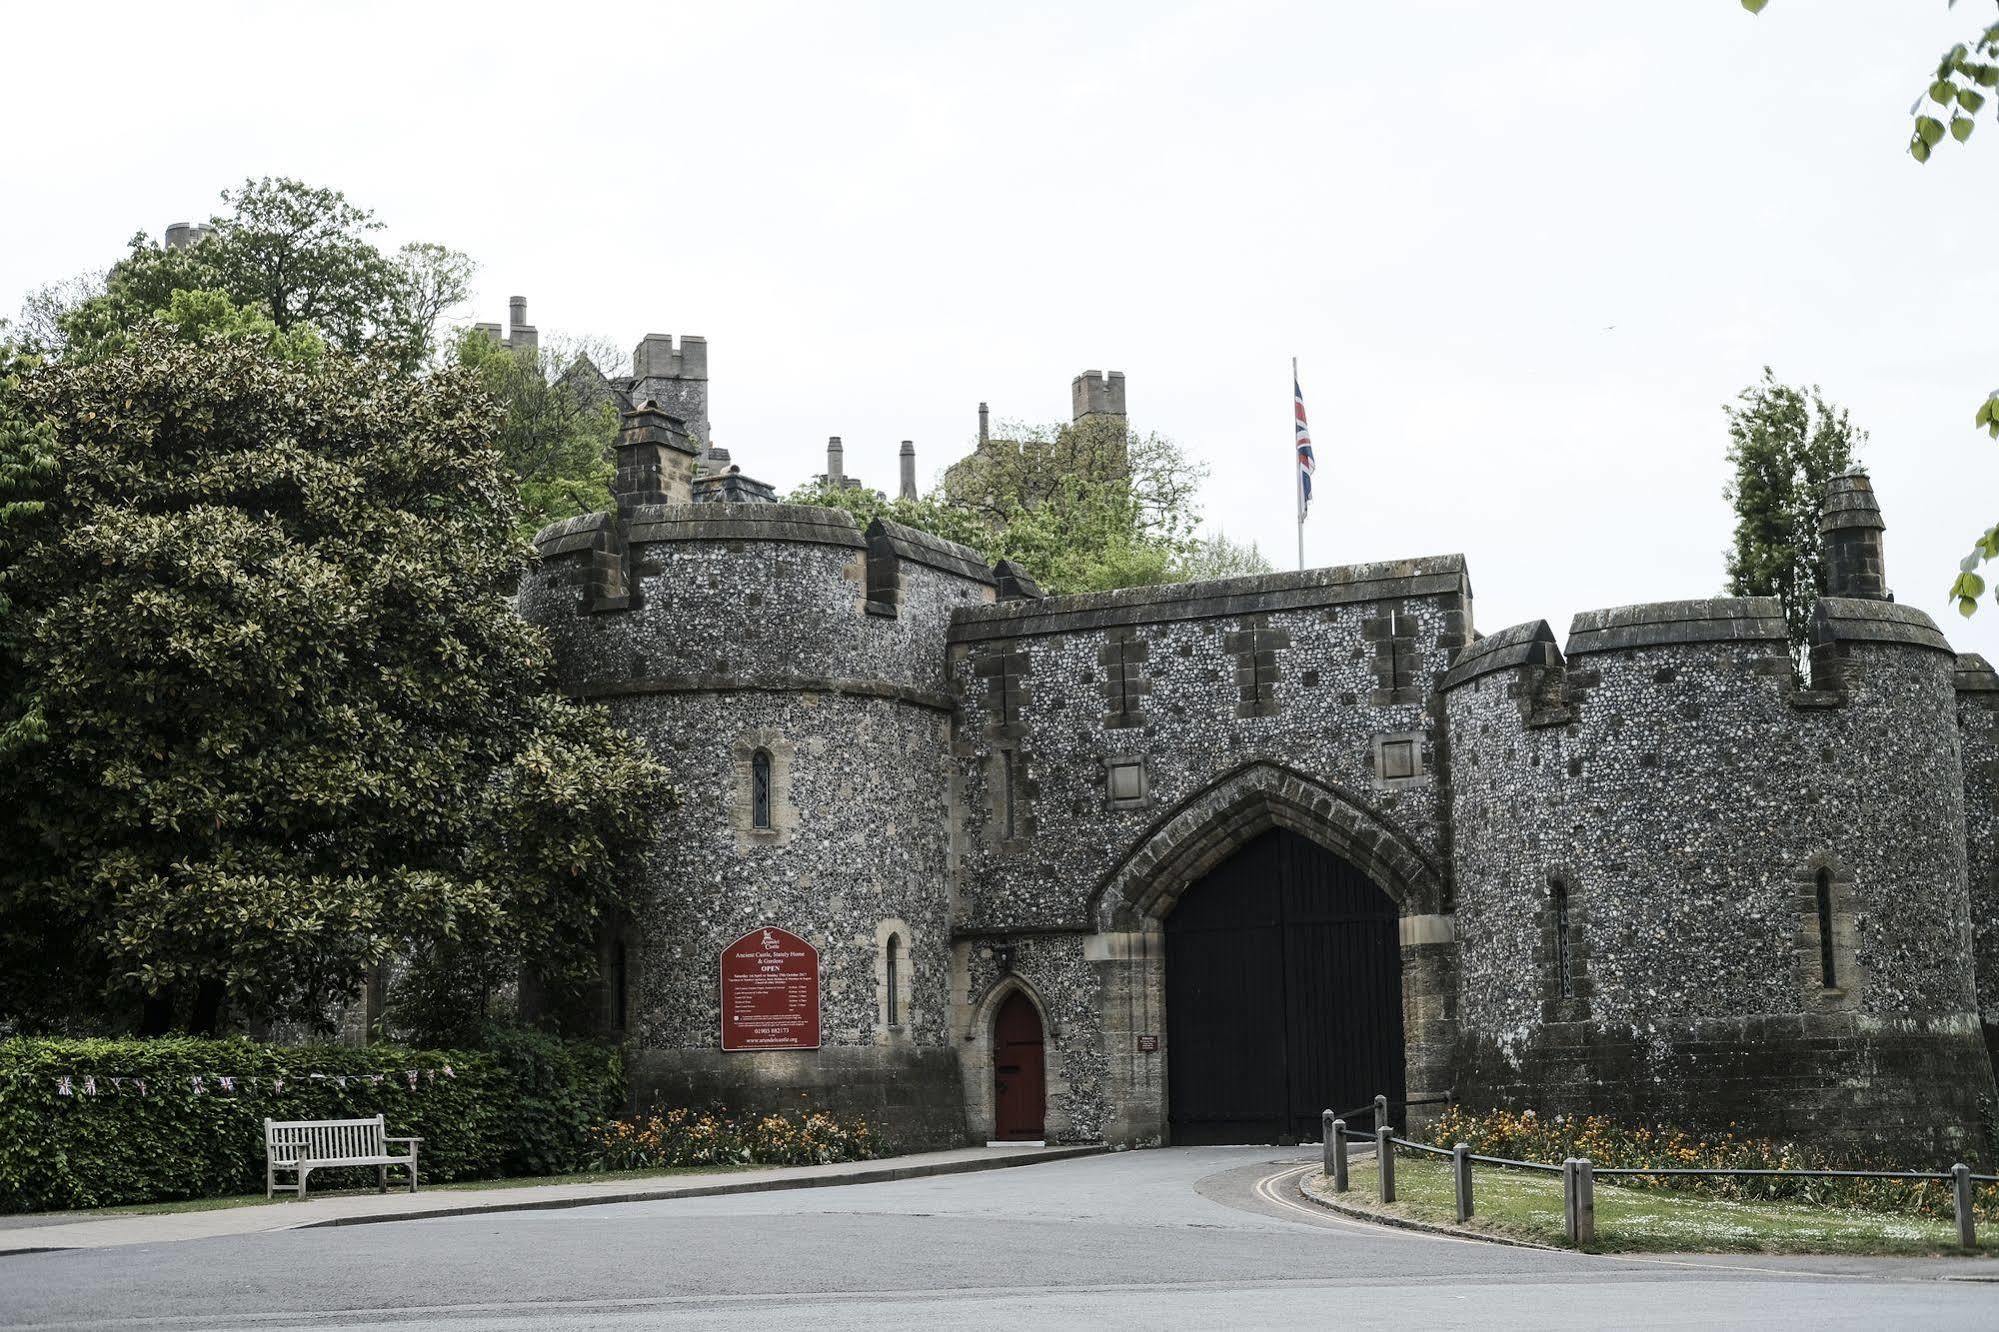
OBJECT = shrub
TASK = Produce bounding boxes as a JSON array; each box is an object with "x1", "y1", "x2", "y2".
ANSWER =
[
  {"x1": 589, "y1": 1107, "x2": 883, "y2": 1170},
  {"x1": 0, "y1": 1029, "x2": 623, "y2": 1213},
  {"x1": 1423, "y1": 1106, "x2": 1997, "y2": 1223}
]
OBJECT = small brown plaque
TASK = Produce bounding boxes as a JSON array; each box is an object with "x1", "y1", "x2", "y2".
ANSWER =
[{"x1": 1136, "y1": 1034, "x2": 1159, "y2": 1053}]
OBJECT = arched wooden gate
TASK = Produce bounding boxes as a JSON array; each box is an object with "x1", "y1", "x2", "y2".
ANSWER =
[{"x1": 1164, "y1": 827, "x2": 1404, "y2": 1144}]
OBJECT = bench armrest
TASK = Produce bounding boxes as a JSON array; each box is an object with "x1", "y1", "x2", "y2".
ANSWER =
[{"x1": 385, "y1": 1136, "x2": 423, "y2": 1145}]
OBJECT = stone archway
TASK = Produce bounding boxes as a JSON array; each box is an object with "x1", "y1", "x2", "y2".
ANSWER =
[
  {"x1": 958, "y1": 975, "x2": 1065, "y2": 1145},
  {"x1": 1085, "y1": 761, "x2": 1456, "y2": 1146}
]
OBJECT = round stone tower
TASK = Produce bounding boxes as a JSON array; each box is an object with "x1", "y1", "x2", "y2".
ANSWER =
[
  {"x1": 518, "y1": 403, "x2": 996, "y2": 1146},
  {"x1": 1440, "y1": 472, "x2": 1994, "y2": 1161}
]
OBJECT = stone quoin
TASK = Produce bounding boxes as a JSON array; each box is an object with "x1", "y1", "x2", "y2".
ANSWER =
[{"x1": 513, "y1": 330, "x2": 1999, "y2": 1159}]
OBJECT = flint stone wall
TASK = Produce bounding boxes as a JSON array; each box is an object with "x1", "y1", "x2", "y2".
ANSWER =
[
  {"x1": 1445, "y1": 598, "x2": 1993, "y2": 1159},
  {"x1": 519, "y1": 508, "x2": 993, "y2": 1149}
]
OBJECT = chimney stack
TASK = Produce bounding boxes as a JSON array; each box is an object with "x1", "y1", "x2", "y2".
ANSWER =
[
  {"x1": 612, "y1": 401, "x2": 700, "y2": 509},
  {"x1": 899, "y1": 440, "x2": 917, "y2": 500},
  {"x1": 978, "y1": 402, "x2": 990, "y2": 446},
  {"x1": 827, "y1": 436, "x2": 845, "y2": 485}
]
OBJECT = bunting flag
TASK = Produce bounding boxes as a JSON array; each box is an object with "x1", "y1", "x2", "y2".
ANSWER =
[{"x1": 35, "y1": 1064, "x2": 458, "y2": 1097}]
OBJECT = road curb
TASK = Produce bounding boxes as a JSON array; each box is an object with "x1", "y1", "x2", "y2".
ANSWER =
[
  {"x1": 296, "y1": 1144, "x2": 1109, "y2": 1230},
  {"x1": 0, "y1": 1145, "x2": 1108, "y2": 1254},
  {"x1": 1292, "y1": 1171, "x2": 1562, "y2": 1251}
]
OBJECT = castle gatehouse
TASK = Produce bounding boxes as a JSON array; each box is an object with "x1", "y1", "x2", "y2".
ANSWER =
[{"x1": 518, "y1": 335, "x2": 1999, "y2": 1159}]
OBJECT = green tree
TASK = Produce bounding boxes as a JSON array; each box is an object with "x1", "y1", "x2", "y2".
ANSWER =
[
  {"x1": 792, "y1": 414, "x2": 1215, "y2": 596},
  {"x1": 1741, "y1": 2, "x2": 1999, "y2": 613},
  {"x1": 1174, "y1": 530, "x2": 1274, "y2": 582},
  {"x1": 41, "y1": 178, "x2": 472, "y2": 371},
  {"x1": 452, "y1": 329, "x2": 619, "y2": 542},
  {"x1": 0, "y1": 330, "x2": 671, "y2": 1036},
  {"x1": 1722, "y1": 369, "x2": 1862, "y2": 665}
]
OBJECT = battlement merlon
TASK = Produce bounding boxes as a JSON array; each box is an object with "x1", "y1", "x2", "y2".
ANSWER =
[
  {"x1": 1071, "y1": 370, "x2": 1127, "y2": 422},
  {"x1": 633, "y1": 334, "x2": 709, "y2": 381}
]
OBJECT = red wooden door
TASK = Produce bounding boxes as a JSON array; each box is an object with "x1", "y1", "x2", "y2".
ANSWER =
[{"x1": 992, "y1": 991, "x2": 1046, "y2": 1141}]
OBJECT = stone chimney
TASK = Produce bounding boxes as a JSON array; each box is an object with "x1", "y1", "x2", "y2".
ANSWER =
[
  {"x1": 1820, "y1": 469, "x2": 1889, "y2": 601},
  {"x1": 506, "y1": 296, "x2": 537, "y2": 354},
  {"x1": 827, "y1": 436, "x2": 845, "y2": 486},
  {"x1": 978, "y1": 402, "x2": 990, "y2": 446},
  {"x1": 613, "y1": 401, "x2": 700, "y2": 509},
  {"x1": 899, "y1": 441, "x2": 917, "y2": 500}
]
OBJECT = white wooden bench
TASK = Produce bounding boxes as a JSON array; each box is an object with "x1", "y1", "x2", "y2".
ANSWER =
[{"x1": 264, "y1": 1114, "x2": 421, "y2": 1199}]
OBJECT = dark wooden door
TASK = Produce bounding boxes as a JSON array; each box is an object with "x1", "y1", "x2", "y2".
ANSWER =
[
  {"x1": 992, "y1": 991, "x2": 1046, "y2": 1141},
  {"x1": 1165, "y1": 828, "x2": 1403, "y2": 1145}
]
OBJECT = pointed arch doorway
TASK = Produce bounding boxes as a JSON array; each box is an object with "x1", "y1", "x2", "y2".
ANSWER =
[
  {"x1": 992, "y1": 990, "x2": 1046, "y2": 1142},
  {"x1": 1165, "y1": 827, "x2": 1404, "y2": 1144}
]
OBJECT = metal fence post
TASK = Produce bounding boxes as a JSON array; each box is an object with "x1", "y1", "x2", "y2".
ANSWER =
[
  {"x1": 1453, "y1": 1142, "x2": 1473, "y2": 1222},
  {"x1": 1331, "y1": 1118, "x2": 1349, "y2": 1193},
  {"x1": 1953, "y1": 1163, "x2": 1976, "y2": 1250},
  {"x1": 1376, "y1": 1125, "x2": 1395, "y2": 1203},
  {"x1": 1575, "y1": 1158, "x2": 1596, "y2": 1249}
]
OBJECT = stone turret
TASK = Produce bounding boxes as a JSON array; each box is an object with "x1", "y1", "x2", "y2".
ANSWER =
[
  {"x1": 613, "y1": 401, "x2": 699, "y2": 509},
  {"x1": 899, "y1": 440, "x2": 918, "y2": 500},
  {"x1": 163, "y1": 222, "x2": 210, "y2": 250},
  {"x1": 1071, "y1": 370, "x2": 1126, "y2": 423},
  {"x1": 631, "y1": 334, "x2": 710, "y2": 449},
  {"x1": 1821, "y1": 469, "x2": 1889, "y2": 601}
]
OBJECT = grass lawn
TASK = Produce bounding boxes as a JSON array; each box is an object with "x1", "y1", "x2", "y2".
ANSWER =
[
  {"x1": 1316, "y1": 1155, "x2": 1999, "y2": 1257},
  {"x1": 32, "y1": 1163, "x2": 769, "y2": 1221}
]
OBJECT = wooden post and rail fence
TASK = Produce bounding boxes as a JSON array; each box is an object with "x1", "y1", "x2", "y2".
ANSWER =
[{"x1": 1319, "y1": 1096, "x2": 1991, "y2": 1250}]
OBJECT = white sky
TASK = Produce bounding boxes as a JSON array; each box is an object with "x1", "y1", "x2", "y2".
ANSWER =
[{"x1": 7, "y1": 1, "x2": 1999, "y2": 651}]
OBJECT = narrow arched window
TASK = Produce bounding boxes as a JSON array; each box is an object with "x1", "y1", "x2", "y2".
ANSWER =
[
  {"x1": 1000, "y1": 750, "x2": 1017, "y2": 840},
  {"x1": 1815, "y1": 869, "x2": 1837, "y2": 988},
  {"x1": 1551, "y1": 881, "x2": 1574, "y2": 1000},
  {"x1": 885, "y1": 934, "x2": 902, "y2": 1027},
  {"x1": 751, "y1": 749, "x2": 773, "y2": 829}
]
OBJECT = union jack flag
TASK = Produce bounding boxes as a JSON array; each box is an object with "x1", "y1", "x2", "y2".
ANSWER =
[{"x1": 1295, "y1": 371, "x2": 1316, "y2": 515}]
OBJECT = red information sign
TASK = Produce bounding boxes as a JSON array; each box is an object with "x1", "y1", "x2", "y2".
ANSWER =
[{"x1": 720, "y1": 926, "x2": 821, "y2": 1052}]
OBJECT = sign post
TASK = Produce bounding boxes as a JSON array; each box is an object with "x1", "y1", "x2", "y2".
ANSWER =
[{"x1": 720, "y1": 926, "x2": 822, "y2": 1052}]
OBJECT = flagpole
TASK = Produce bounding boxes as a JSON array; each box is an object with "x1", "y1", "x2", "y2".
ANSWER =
[{"x1": 1293, "y1": 356, "x2": 1305, "y2": 572}]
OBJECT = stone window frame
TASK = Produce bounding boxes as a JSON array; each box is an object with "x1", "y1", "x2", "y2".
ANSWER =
[
  {"x1": 875, "y1": 918, "x2": 915, "y2": 1041},
  {"x1": 1796, "y1": 855, "x2": 1862, "y2": 1012},
  {"x1": 1370, "y1": 730, "x2": 1431, "y2": 790},
  {"x1": 989, "y1": 745, "x2": 1036, "y2": 850},
  {"x1": 1103, "y1": 754, "x2": 1153, "y2": 813},
  {"x1": 730, "y1": 731, "x2": 799, "y2": 849},
  {"x1": 1533, "y1": 872, "x2": 1592, "y2": 1022}
]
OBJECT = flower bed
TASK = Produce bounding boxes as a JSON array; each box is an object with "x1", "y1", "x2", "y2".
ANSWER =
[{"x1": 589, "y1": 1107, "x2": 882, "y2": 1170}]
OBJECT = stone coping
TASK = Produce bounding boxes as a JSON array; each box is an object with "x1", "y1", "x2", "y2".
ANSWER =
[
  {"x1": 949, "y1": 555, "x2": 1470, "y2": 642},
  {"x1": 1955, "y1": 653, "x2": 1999, "y2": 694},
  {"x1": 530, "y1": 504, "x2": 872, "y2": 559},
  {"x1": 867, "y1": 516, "x2": 995, "y2": 584},
  {"x1": 567, "y1": 674, "x2": 959, "y2": 713},
  {"x1": 1565, "y1": 598, "x2": 1785, "y2": 656},
  {"x1": 1439, "y1": 620, "x2": 1560, "y2": 693},
  {"x1": 1814, "y1": 597, "x2": 1953, "y2": 655}
]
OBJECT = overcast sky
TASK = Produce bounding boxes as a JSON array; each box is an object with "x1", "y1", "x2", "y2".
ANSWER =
[{"x1": 7, "y1": 1, "x2": 1998, "y2": 650}]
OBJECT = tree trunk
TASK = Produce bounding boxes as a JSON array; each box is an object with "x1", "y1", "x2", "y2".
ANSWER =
[{"x1": 190, "y1": 980, "x2": 227, "y2": 1036}]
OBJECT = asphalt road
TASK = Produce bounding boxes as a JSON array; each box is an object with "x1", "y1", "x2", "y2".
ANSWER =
[{"x1": 3, "y1": 1148, "x2": 1995, "y2": 1329}]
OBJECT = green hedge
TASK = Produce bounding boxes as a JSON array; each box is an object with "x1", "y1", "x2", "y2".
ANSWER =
[{"x1": 0, "y1": 1029, "x2": 624, "y2": 1213}]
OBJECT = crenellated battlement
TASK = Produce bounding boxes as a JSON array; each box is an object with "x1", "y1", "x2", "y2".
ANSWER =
[{"x1": 1070, "y1": 369, "x2": 1126, "y2": 422}]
